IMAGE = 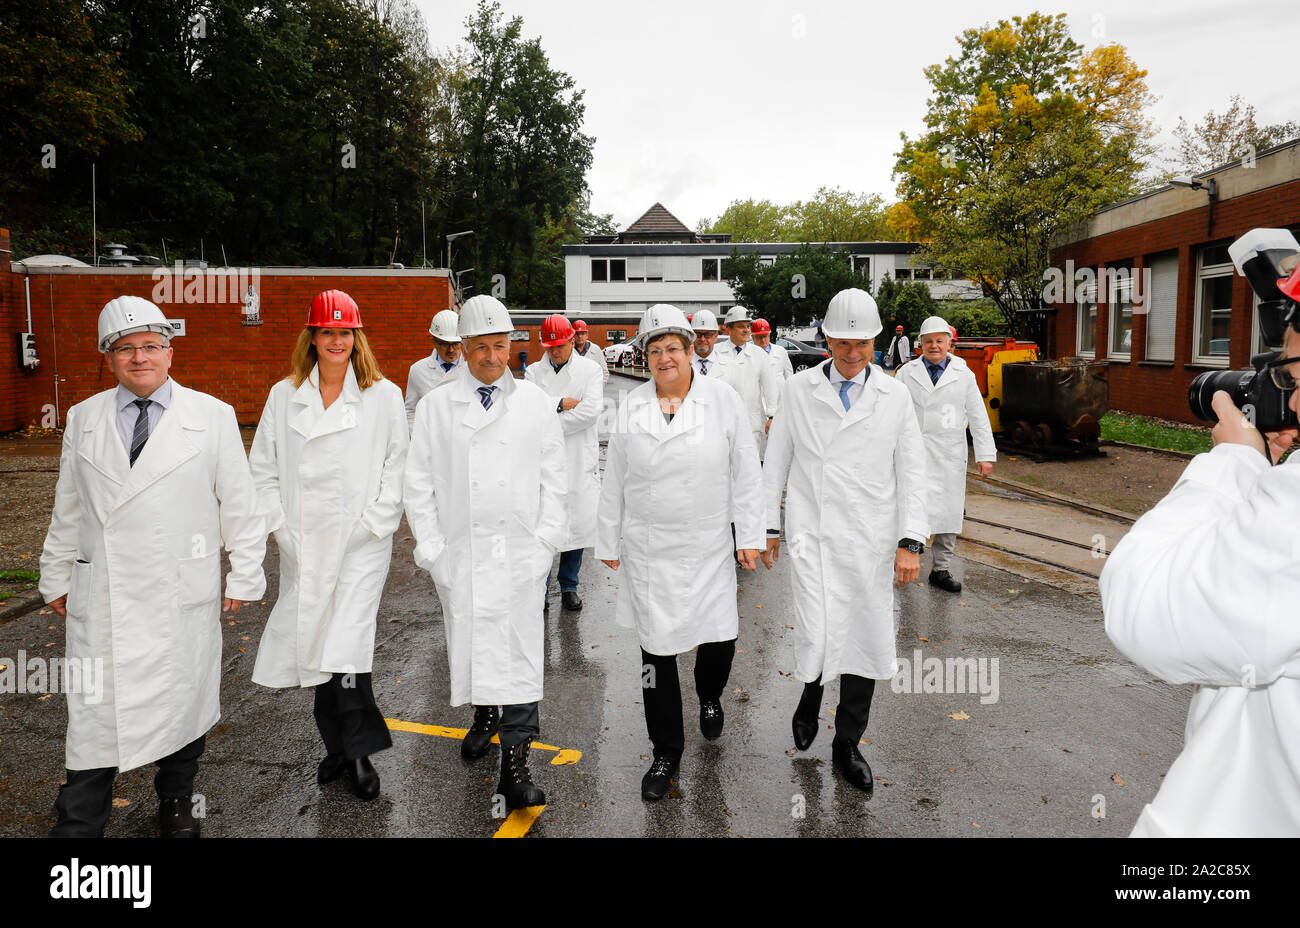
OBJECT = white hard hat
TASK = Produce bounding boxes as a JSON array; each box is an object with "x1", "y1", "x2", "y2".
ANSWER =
[
  {"x1": 97, "y1": 296, "x2": 173, "y2": 352},
  {"x1": 722, "y1": 306, "x2": 753, "y2": 325},
  {"x1": 457, "y1": 295, "x2": 514, "y2": 338},
  {"x1": 429, "y1": 309, "x2": 461, "y2": 342},
  {"x1": 690, "y1": 309, "x2": 719, "y2": 332},
  {"x1": 918, "y1": 315, "x2": 952, "y2": 338},
  {"x1": 822, "y1": 288, "x2": 882, "y2": 339},
  {"x1": 634, "y1": 304, "x2": 696, "y2": 347}
]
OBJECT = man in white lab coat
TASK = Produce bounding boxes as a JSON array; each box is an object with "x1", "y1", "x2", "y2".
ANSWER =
[
  {"x1": 884, "y1": 325, "x2": 910, "y2": 372},
  {"x1": 752, "y1": 318, "x2": 793, "y2": 382},
  {"x1": 571, "y1": 319, "x2": 609, "y2": 385},
  {"x1": 40, "y1": 296, "x2": 266, "y2": 837},
  {"x1": 762, "y1": 288, "x2": 928, "y2": 794},
  {"x1": 897, "y1": 315, "x2": 996, "y2": 593},
  {"x1": 713, "y1": 306, "x2": 781, "y2": 459},
  {"x1": 1100, "y1": 265, "x2": 1300, "y2": 837},
  {"x1": 689, "y1": 309, "x2": 726, "y2": 379},
  {"x1": 405, "y1": 295, "x2": 567, "y2": 812},
  {"x1": 404, "y1": 309, "x2": 463, "y2": 429},
  {"x1": 526, "y1": 314, "x2": 603, "y2": 612}
]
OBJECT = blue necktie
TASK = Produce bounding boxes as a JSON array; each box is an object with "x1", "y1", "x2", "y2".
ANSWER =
[
  {"x1": 838, "y1": 380, "x2": 853, "y2": 412},
  {"x1": 477, "y1": 386, "x2": 494, "y2": 410},
  {"x1": 441, "y1": 361, "x2": 454, "y2": 372},
  {"x1": 928, "y1": 362, "x2": 942, "y2": 385}
]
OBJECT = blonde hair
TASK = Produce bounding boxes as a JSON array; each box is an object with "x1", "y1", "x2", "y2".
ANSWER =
[{"x1": 290, "y1": 327, "x2": 384, "y2": 389}]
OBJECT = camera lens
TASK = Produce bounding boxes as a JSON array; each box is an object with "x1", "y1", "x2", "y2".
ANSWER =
[{"x1": 1188, "y1": 369, "x2": 1256, "y2": 422}]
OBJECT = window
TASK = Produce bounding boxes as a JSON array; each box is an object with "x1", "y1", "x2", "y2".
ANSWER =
[
  {"x1": 609, "y1": 259, "x2": 626, "y2": 282},
  {"x1": 607, "y1": 329, "x2": 627, "y2": 344},
  {"x1": 1076, "y1": 280, "x2": 1097, "y2": 356},
  {"x1": 644, "y1": 256, "x2": 663, "y2": 282},
  {"x1": 759, "y1": 256, "x2": 775, "y2": 267},
  {"x1": 1103, "y1": 263, "x2": 1134, "y2": 359},
  {"x1": 913, "y1": 267, "x2": 932, "y2": 280},
  {"x1": 895, "y1": 268, "x2": 913, "y2": 280},
  {"x1": 626, "y1": 256, "x2": 646, "y2": 282},
  {"x1": 1194, "y1": 242, "x2": 1234, "y2": 364},
  {"x1": 1145, "y1": 252, "x2": 1178, "y2": 362},
  {"x1": 702, "y1": 258, "x2": 720, "y2": 281},
  {"x1": 591, "y1": 259, "x2": 608, "y2": 282},
  {"x1": 851, "y1": 255, "x2": 871, "y2": 277}
]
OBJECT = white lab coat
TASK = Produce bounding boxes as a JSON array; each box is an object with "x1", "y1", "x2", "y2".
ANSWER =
[
  {"x1": 39, "y1": 381, "x2": 266, "y2": 771},
  {"x1": 897, "y1": 354, "x2": 996, "y2": 535},
  {"x1": 574, "y1": 342, "x2": 610, "y2": 384},
  {"x1": 525, "y1": 353, "x2": 603, "y2": 551},
  {"x1": 764, "y1": 361, "x2": 928, "y2": 682},
  {"x1": 597, "y1": 373, "x2": 764, "y2": 655},
  {"x1": 404, "y1": 354, "x2": 464, "y2": 429},
  {"x1": 248, "y1": 364, "x2": 408, "y2": 687},
  {"x1": 885, "y1": 334, "x2": 911, "y2": 369},
  {"x1": 405, "y1": 372, "x2": 567, "y2": 706},
  {"x1": 1100, "y1": 444, "x2": 1300, "y2": 837},
  {"x1": 714, "y1": 340, "x2": 781, "y2": 456},
  {"x1": 765, "y1": 342, "x2": 794, "y2": 382}
]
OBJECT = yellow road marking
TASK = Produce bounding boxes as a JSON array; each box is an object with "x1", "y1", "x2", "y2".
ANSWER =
[{"x1": 384, "y1": 717, "x2": 582, "y2": 838}]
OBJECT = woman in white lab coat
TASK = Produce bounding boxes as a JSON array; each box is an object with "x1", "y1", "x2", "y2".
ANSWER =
[
  {"x1": 597, "y1": 304, "x2": 764, "y2": 801},
  {"x1": 249, "y1": 290, "x2": 408, "y2": 802}
]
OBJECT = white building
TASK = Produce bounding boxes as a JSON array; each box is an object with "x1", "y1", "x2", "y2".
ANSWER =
[{"x1": 562, "y1": 203, "x2": 981, "y2": 320}]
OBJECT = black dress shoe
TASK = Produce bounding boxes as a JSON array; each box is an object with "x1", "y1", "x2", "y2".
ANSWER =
[
  {"x1": 929, "y1": 569, "x2": 962, "y2": 593},
  {"x1": 343, "y1": 757, "x2": 380, "y2": 801},
  {"x1": 561, "y1": 590, "x2": 583, "y2": 611},
  {"x1": 699, "y1": 699, "x2": 724, "y2": 740},
  {"x1": 158, "y1": 797, "x2": 200, "y2": 837},
  {"x1": 641, "y1": 755, "x2": 678, "y2": 801},
  {"x1": 462, "y1": 705, "x2": 501, "y2": 759},
  {"x1": 317, "y1": 753, "x2": 346, "y2": 785},
  {"x1": 791, "y1": 681, "x2": 825, "y2": 751},
  {"x1": 831, "y1": 739, "x2": 874, "y2": 795}
]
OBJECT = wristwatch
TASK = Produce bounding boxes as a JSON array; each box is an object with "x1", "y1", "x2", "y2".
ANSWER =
[
  {"x1": 897, "y1": 538, "x2": 924, "y2": 554},
  {"x1": 556, "y1": 399, "x2": 564, "y2": 413}
]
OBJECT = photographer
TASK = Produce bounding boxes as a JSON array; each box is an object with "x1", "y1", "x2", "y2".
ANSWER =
[{"x1": 1099, "y1": 256, "x2": 1300, "y2": 838}]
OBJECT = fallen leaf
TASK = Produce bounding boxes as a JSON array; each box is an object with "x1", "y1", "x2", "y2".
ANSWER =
[
  {"x1": 972, "y1": 822, "x2": 981, "y2": 828},
  {"x1": 38, "y1": 609, "x2": 52, "y2": 615},
  {"x1": 919, "y1": 637, "x2": 929, "y2": 642},
  {"x1": 1111, "y1": 773, "x2": 1126, "y2": 786},
  {"x1": 785, "y1": 748, "x2": 797, "y2": 756},
  {"x1": 783, "y1": 625, "x2": 794, "y2": 630},
  {"x1": 38, "y1": 694, "x2": 52, "y2": 701},
  {"x1": 1041, "y1": 796, "x2": 1049, "y2": 803},
  {"x1": 756, "y1": 604, "x2": 763, "y2": 609},
  {"x1": 990, "y1": 604, "x2": 998, "y2": 610},
  {"x1": 948, "y1": 767, "x2": 956, "y2": 773},
  {"x1": 859, "y1": 738, "x2": 871, "y2": 745},
  {"x1": 112, "y1": 798, "x2": 130, "y2": 808},
  {"x1": 949, "y1": 710, "x2": 971, "y2": 721}
]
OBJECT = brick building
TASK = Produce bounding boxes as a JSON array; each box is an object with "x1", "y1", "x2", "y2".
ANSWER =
[
  {"x1": 1048, "y1": 139, "x2": 1300, "y2": 424},
  {"x1": 0, "y1": 235, "x2": 454, "y2": 431}
]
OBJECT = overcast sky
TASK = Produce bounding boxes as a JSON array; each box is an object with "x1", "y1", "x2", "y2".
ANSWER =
[{"x1": 414, "y1": 0, "x2": 1296, "y2": 231}]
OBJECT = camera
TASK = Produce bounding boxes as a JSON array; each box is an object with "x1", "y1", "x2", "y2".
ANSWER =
[{"x1": 1188, "y1": 229, "x2": 1300, "y2": 431}]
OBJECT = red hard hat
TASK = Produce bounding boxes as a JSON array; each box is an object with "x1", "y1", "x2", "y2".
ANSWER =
[
  {"x1": 896, "y1": 325, "x2": 904, "y2": 332},
  {"x1": 572, "y1": 319, "x2": 589, "y2": 332},
  {"x1": 752, "y1": 318, "x2": 771, "y2": 334},
  {"x1": 308, "y1": 290, "x2": 362, "y2": 328},
  {"x1": 1280, "y1": 265, "x2": 1300, "y2": 303},
  {"x1": 949, "y1": 325, "x2": 958, "y2": 339},
  {"x1": 540, "y1": 313, "x2": 575, "y2": 347}
]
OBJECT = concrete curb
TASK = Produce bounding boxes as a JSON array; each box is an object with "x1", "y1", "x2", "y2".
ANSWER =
[
  {"x1": 0, "y1": 589, "x2": 45, "y2": 625},
  {"x1": 1101, "y1": 439, "x2": 1197, "y2": 460},
  {"x1": 970, "y1": 472, "x2": 1140, "y2": 525}
]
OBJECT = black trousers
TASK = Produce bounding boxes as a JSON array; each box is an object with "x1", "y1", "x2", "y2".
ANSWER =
[
  {"x1": 641, "y1": 640, "x2": 736, "y2": 760},
  {"x1": 313, "y1": 672, "x2": 393, "y2": 759},
  {"x1": 803, "y1": 674, "x2": 877, "y2": 744},
  {"x1": 50, "y1": 734, "x2": 206, "y2": 838},
  {"x1": 471, "y1": 702, "x2": 540, "y2": 748}
]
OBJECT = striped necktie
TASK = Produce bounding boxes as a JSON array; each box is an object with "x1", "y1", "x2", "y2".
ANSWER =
[
  {"x1": 477, "y1": 385, "x2": 494, "y2": 410},
  {"x1": 129, "y1": 398, "x2": 152, "y2": 466},
  {"x1": 700, "y1": 359, "x2": 709, "y2": 375},
  {"x1": 838, "y1": 380, "x2": 853, "y2": 412}
]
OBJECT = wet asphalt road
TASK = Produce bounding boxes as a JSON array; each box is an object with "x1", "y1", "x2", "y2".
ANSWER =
[{"x1": 0, "y1": 374, "x2": 1189, "y2": 837}]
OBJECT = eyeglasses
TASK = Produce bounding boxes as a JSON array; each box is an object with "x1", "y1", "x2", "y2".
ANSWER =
[
  {"x1": 110, "y1": 344, "x2": 167, "y2": 358},
  {"x1": 647, "y1": 345, "x2": 687, "y2": 359},
  {"x1": 1265, "y1": 354, "x2": 1300, "y2": 390}
]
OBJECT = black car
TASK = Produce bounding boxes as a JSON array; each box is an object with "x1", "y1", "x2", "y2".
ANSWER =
[{"x1": 776, "y1": 337, "x2": 830, "y2": 372}]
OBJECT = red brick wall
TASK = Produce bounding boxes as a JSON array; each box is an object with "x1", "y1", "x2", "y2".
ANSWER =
[
  {"x1": 1, "y1": 256, "x2": 452, "y2": 430},
  {"x1": 1050, "y1": 180, "x2": 1300, "y2": 424}
]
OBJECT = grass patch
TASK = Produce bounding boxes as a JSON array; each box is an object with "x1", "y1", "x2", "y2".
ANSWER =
[
  {"x1": 0, "y1": 569, "x2": 40, "y2": 583},
  {"x1": 1101, "y1": 413, "x2": 1212, "y2": 454},
  {"x1": 0, "y1": 568, "x2": 40, "y2": 603}
]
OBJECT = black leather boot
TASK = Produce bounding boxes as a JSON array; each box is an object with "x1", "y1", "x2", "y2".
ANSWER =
[
  {"x1": 497, "y1": 738, "x2": 546, "y2": 811},
  {"x1": 158, "y1": 797, "x2": 201, "y2": 837},
  {"x1": 343, "y1": 757, "x2": 380, "y2": 801},
  {"x1": 641, "y1": 754, "x2": 679, "y2": 801},
  {"x1": 462, "y1": 705, "x2": 501, "y2": 759},
  {"x1": 699, "y1": 699, "x2": 724, "y2": 740},
  {"x1": 831, "y1": 738, "x2": 874, "y2": 794},
  {"x1": 929, "y1": 569, "x2": 962, "y2": 593},
  {"x1": 317, "y1": 753, "x2": 346, "y2": 785},
  {"x1": 561, "y1": 591, "x2": 583, "y2": 611},
  {"x1": 792, "y1": 681, "x2": 824, "y2": 751}
]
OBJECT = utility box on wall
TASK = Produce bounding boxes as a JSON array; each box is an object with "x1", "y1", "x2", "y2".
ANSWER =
[{"x1": 17, "y1": 332, "x2": 38, "y2": 369}]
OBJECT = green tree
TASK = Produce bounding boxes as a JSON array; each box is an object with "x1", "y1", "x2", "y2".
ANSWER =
[
  {"x1": 724, "y1": 245, "x2": 862, "y2": 328},
  {"x1": 698, "y1": 199, "x2": 790, "y2": 242},
  {"x1": 699, "y1": 188, "x2": 898, "y2": 243},
  {"x1": 893, "y1": 12, "x2": 1155, "y2": 341},
  {"x1": 871, "y1": 277, "x2": 937, "y2": 337},
  {"x1": 1172, "y1": 94, "x2": 1300, "y2": 174}
]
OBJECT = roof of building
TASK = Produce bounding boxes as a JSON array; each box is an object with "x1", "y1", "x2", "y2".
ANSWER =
[{"x1": 624, "y1": 203, "x2": 694, "y2": 235}]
